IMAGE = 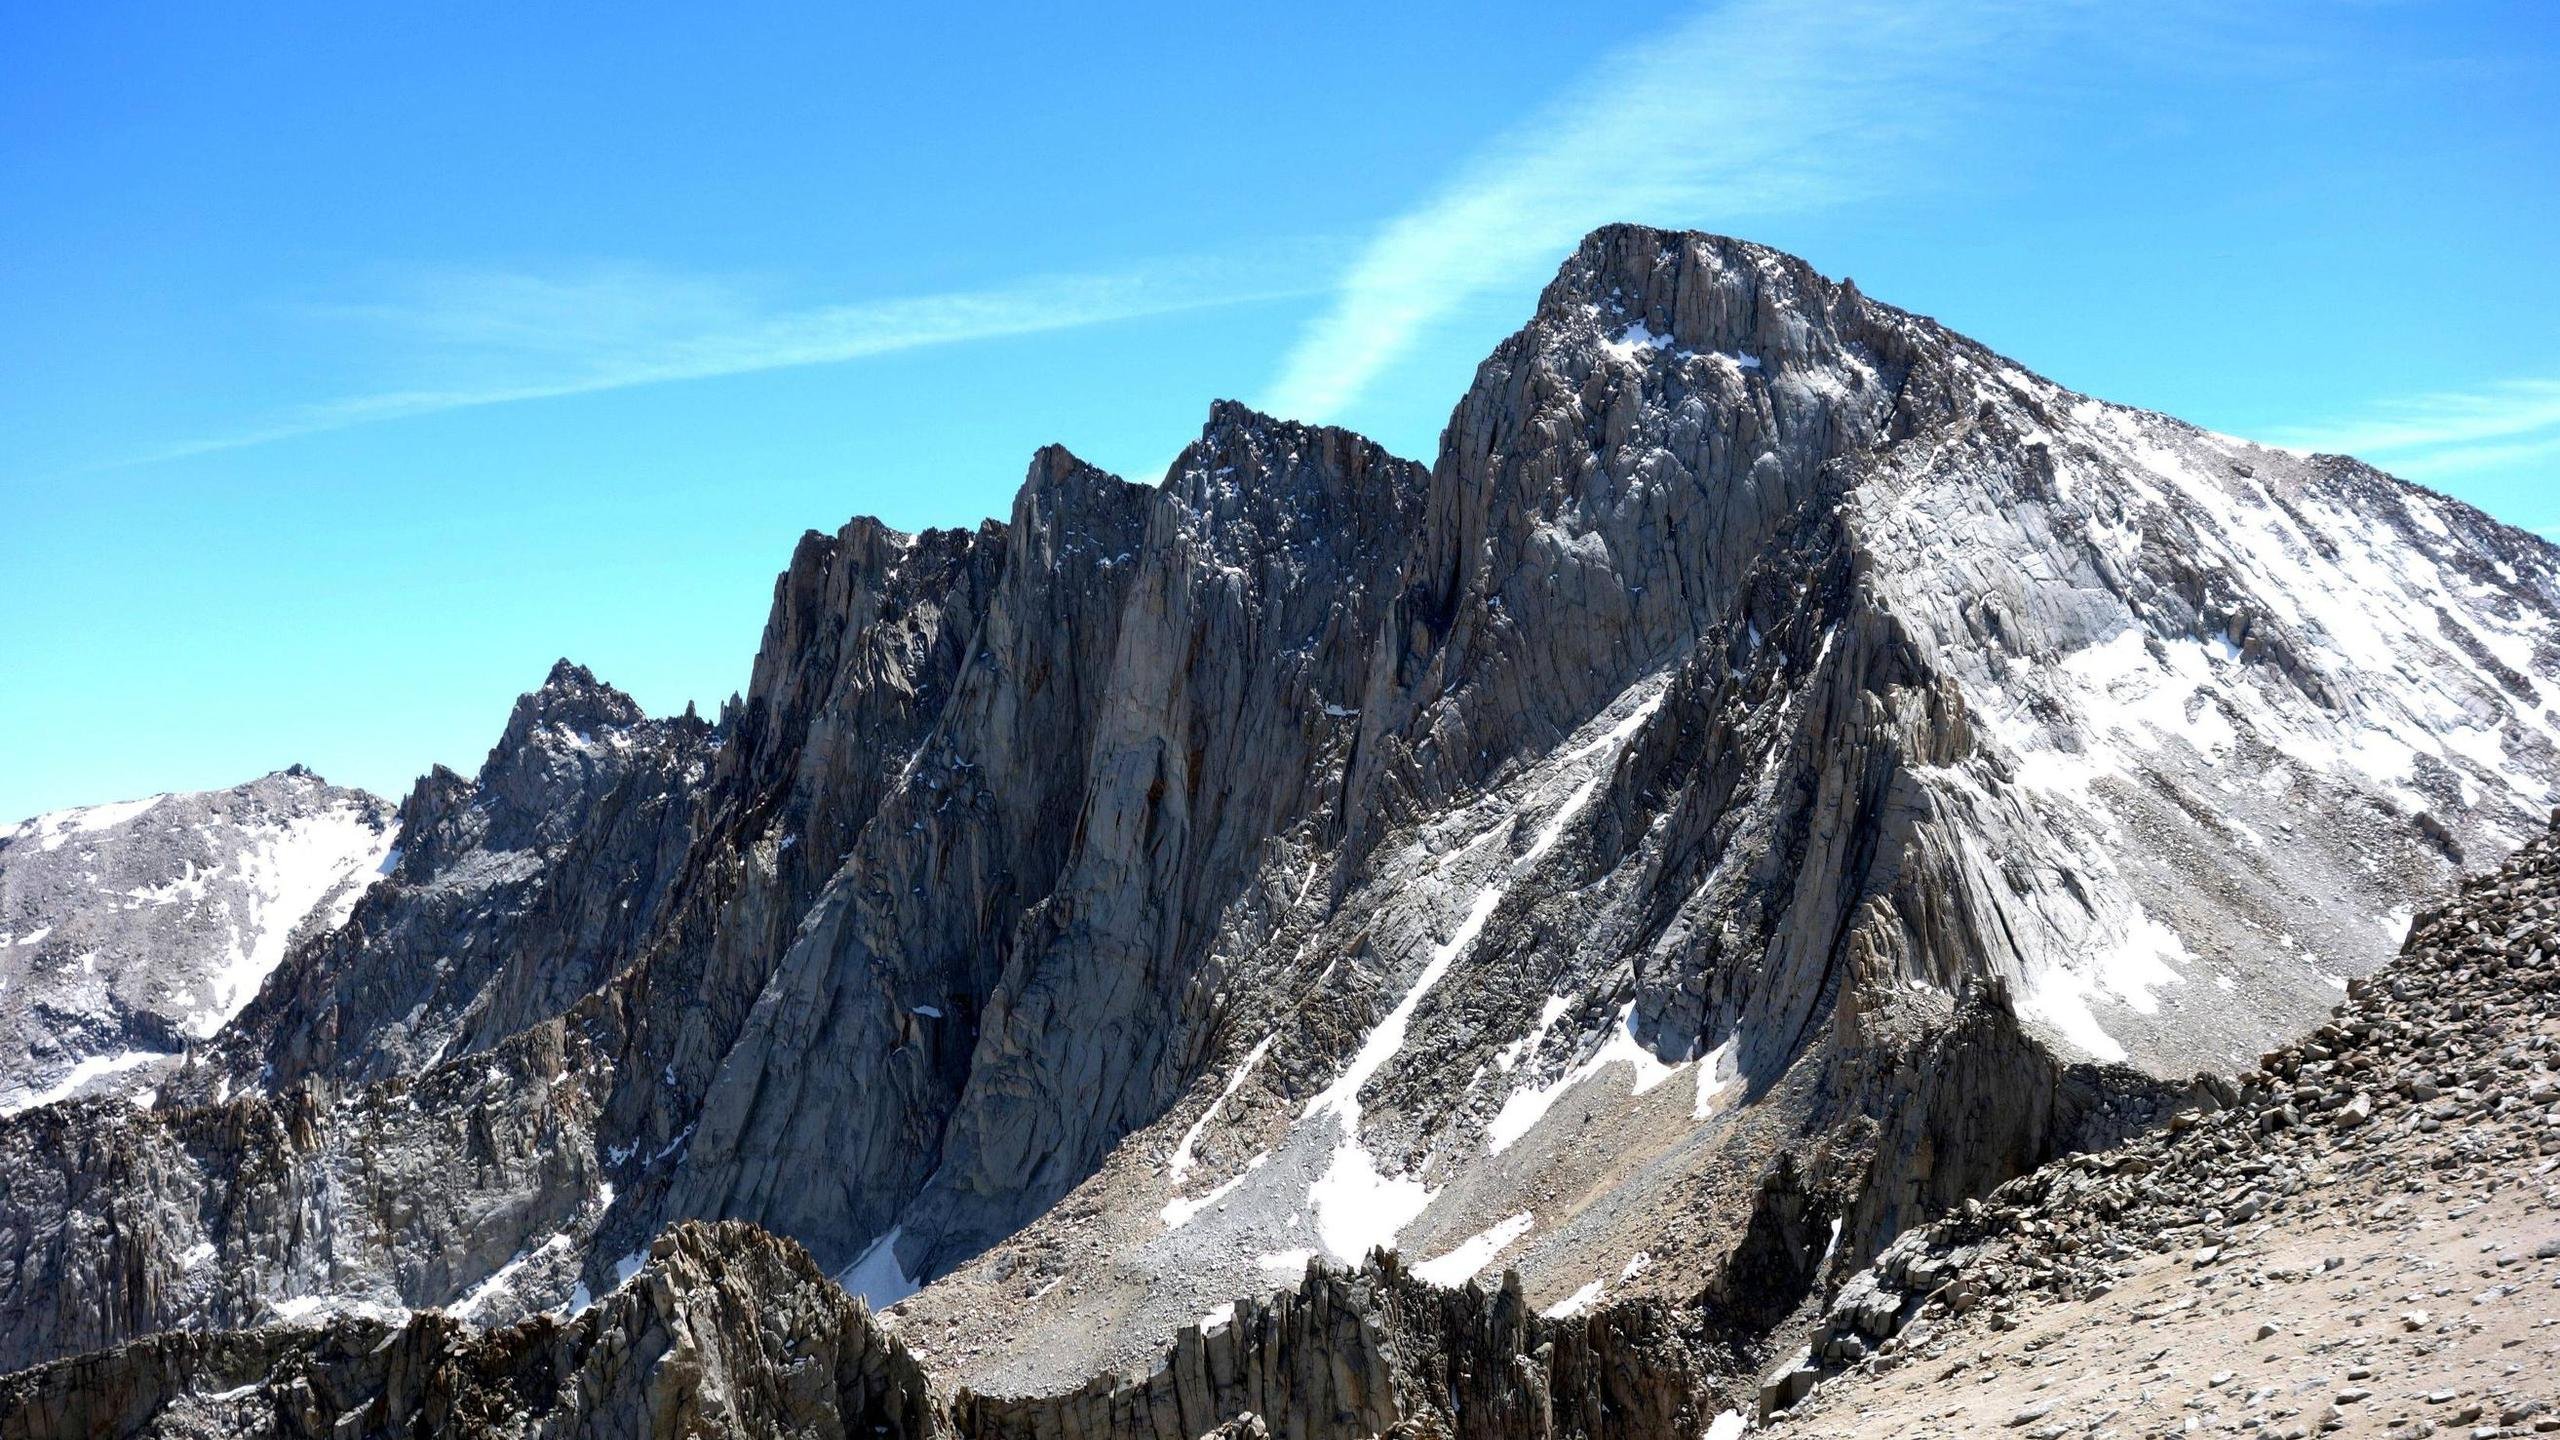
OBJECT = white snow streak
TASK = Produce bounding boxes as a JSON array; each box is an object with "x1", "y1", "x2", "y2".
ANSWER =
[
  {"x1": 449, "y1": 1232, "x2": 572, "y2": 1320},
  {"x1": 1299, "y1": 686, "x2": 1665, "y2": 1262},
  {"x1": 1163, "y1": 1153, "x2": 1268, "y2": 1229},
  {"x1": 1412, "y1": 1212, "x2": 1534, "y2": 1286},
  {"x1": 836, "y1": 1226, "x2": 920, "y2": 1310},
  {"x1": 1168, "y1": 1035, "x2": 1274, "y2": 1184},
  {"x1": 1691, "y1": 1035, "x2": 1743, "y2": 1120},
  {"x1": 2, "y1": 1047, "x2": 172, "y2": 1116},
  {"x1": 16, "y1": 795, "x2": 168, "y2": 852}
]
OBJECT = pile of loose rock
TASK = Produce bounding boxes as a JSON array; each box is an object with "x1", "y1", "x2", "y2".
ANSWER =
[{"x1": 1766, "y1": 815, "x2": 2560, "y2": 1431}]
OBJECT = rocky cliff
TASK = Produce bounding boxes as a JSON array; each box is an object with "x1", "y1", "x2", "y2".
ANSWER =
[
  {"x1": 186, "y1": 660, "x2": 717, "y2": 1094},
  {"x1": 1, "y1": 225, "x2": 2554, "y2": 1432},
  {"x1": 0, "y1": 1218, "x2": 1712, "y2": 1440}
]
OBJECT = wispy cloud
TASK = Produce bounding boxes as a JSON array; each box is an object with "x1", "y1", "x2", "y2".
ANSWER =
[
  {"x1": 119, "y1": 249, "x2": 1329, "y2": 468},
  {"x1": 1261, "y1": 0, "x2": 2070, "y2": 423},
  {"x1": 2266, "y1": 377, "x2": 2560, "y2": 479}
]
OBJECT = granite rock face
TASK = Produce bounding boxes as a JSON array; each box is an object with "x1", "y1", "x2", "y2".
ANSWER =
[
  {"x1": 21, "y1": 813, "x2": 2560, "y2": 1436},
  {"x1": 2, "y1": 226, "x2": 2556, "y2": 1431},
  {"x1": 185, "y1": 660, "x2": 717, "y2": 1095},
  {"x1": 0, "y1": 1015, "x2": 610, "y2": 1375},
  {"x1": 880, "y1": 226, "x2": 2557, "y2": 1390}
]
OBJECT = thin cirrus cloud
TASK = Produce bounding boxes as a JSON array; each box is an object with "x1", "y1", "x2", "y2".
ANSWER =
[
  {"x1": 2265, "y1": 377, "x2": 2560, "y2": 482},
  {"x1": 118, "y1": 248, "x2": 1335, "y2": 470},
  {"x1": 1258, "y1": 0, "x2": 2075, "y2": 425}
]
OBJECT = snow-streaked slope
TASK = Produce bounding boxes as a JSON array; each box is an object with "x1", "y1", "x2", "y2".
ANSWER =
[
  {"x1": 884, "y1": 228, "x2": 2560, "y2": 1394},
  {"x1": 1856, "y1": 361, "x2": 2559, "y2": 1071},
  {"x1": 0, "y1": 769, "x2": 395, "y2": 1111},
  {"x1": 187, "y1": 795, "x2": 399, "y2": 1037}
]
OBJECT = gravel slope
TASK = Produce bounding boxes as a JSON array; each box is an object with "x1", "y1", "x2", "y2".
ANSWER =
[{"x1": 1764, "y1": 815, "x2": 2560, "y2": 1437}]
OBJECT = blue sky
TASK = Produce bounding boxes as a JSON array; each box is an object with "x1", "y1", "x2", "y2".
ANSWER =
[{"x1": 3, "y1": 1, "x2": 2555, "y2": 821}]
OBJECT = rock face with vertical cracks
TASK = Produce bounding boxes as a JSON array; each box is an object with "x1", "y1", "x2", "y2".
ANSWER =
[
  {"x1": 188, "y1": 660, "x2": 717, "y2": 1094},
  {"x1": 2, "y1": 226, "x2": 2556, "y2": 1427}
]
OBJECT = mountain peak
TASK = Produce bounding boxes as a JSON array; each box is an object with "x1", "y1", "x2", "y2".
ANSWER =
[
  {"x1": 1197, "y1": 396, "x2": 1302, "y2": 440},
  {"x1": 511, "y1": 658, "x2": 646, "y2": 740},
  {"x1": 7, "y1": 228, "x2": 2556, "y2": 1431},
  {"x1": 541, "y1": 655, "x2": 593, "y2": 689},
  {"x1": 1515, "y1": 224, "x2": 1970, "y2": 403},
  {"x1": 1009, "y1": 444, "x2": 1149, "y2": 559}
]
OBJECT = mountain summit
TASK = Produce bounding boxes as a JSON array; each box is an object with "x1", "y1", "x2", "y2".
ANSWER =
[{"x1": 1, "y1": 227, "x2": 2552, "y2": 1434}]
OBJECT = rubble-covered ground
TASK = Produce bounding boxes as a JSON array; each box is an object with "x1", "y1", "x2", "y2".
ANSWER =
[{"x1": 1765, "y1": 816, "x2": 2560, "y2": 1438}]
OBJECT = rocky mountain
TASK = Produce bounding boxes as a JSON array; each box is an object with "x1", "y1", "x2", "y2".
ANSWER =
[
  {"x1": 0, "y1": 224, "x2": 2555, "y2": 1435},
  {"x1": 0, "y1": 769, "x2": 395, "y2": 1115},
  {"x1": 188, "y1": 659, "x2": 719, "y2": 1094}
]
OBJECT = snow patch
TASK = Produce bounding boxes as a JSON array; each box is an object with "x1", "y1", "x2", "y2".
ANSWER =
[
  {"x1": 1412, "y1": 1211, "x2": 1534, "y2": 1286},
  {"x1": 22, "y1": 794, "x2": 167, "y2": 852},
  {"x1": 2009, "y1": 895, "x2": 2192, "y2": 1065},
  {"x1": 1307, "y1": 1134, "x2": 1435, "y2": 1264},
  {"x1": 269, "y1": 1293, "x2": 409, "y2": 1326},
  {"x1": 450, "y1": 1232, "x2": 572, "y2": 1320},
  {"x1": 189, "y1": 802, "x2": 398, "y2": 1037},
  {"x1": 836, "y1": 1226, "x2": 919, "y2": 1310},
  {"x1": 1691, "y1": 1035, "x2": 1743, "y2": 1120},
  {"x1": 1600, "y1": 321, "x2": 1677, "y2": 362},
  {"x1": 1168, "y1": 1035, "x2": 1274, "y2": 1184},
  {"x1": 1484, "y1": 1004, "x2": 1680, "y2": 1156},
  {"x1": 3, "y1": 1047, "x2": 173, "y2": 1116},
  {"x1": 1540, "y1": 1280, "x2": 1605, "y2": 1319},
  {"x1": 2384, "y1": 905, "x2": 2417, "y2": 945},
  {"x1": 1495, "y1": 994, "x2": 1574, "y2": 1074},
  {"x1": 1163, "y1": 1152, "x2": 1267, "y2": 1229},
  {"x1": 1255, "y1": 1248, "x2": 1318, "y2": 1282}
]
